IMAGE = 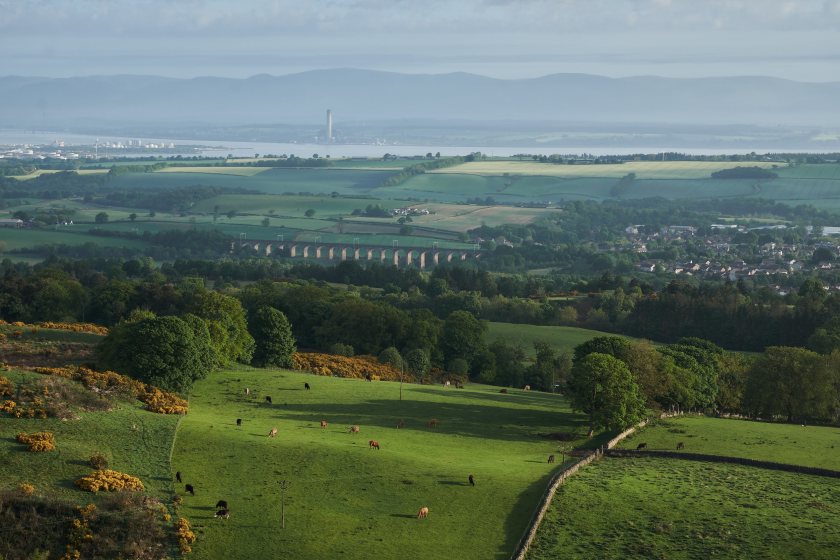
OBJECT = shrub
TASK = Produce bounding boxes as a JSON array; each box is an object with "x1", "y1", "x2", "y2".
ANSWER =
[
  {"x1": 141, "y1": 388, "x2": 189, "y2": 415},
  {"x1": 0, "y1": 375, "x2": 13, "y2": 397},
  {"x1": 18, "y1": 483, "x2": 35, "y2": 496},
  {"x1": 16, "y1": 431, "x2": 56, "y2": 452},
  {"x1": 89, "y1": 454, "x2": 108, "y2": 470},
  {"x1": 328, "y1": 343, "x2": 354, "y2": 357},
  {"x1": 291, "y1": 352, "x2": 412, "y2": 381},
  {"x1": 176, "y1": 517, "x2": 196, "y2": 554},
  {"x1": 75, "y1": 470, "x2": 144, "y2": 492},
  {"x1": 378, "y1": 346, "x2": 404, "y2": 369}
]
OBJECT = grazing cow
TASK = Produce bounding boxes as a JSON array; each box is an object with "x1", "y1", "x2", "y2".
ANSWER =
[
  {"x1": 349, "y1": 425, "x2": 360, "y2": 434},
  {"x1": 236, "y1": 418, "x2": 242, "y2": 427},
  {"x1": 547, "y1": 454, "x2": 556, "y2": 464},
  {"x1": 369, "y1": 440, "x2": 380, "y2": 450},
  {"x1": 417, "y1": 507, "x2": 429, "y2": 519},
  {"x1": 365, "y1": 373, "x2": 372, "y2": 382},
  {"x1": 269, "y1": 427, "x2": 278, "y2": 437},
  {"x1": 427, "y1": 418, "x2": 438, "y2": 429},
  {"x1": 396, "y1": 419, "x2": 405, "y2": 429},
  {"x1": 524, "y1": 385, "x2": 531, "y2": 391},
  {"x1": 676, "y1": 442, "x2": 685, "y2": 450},
  {"x1": 468, "y1": 474, "x2": 475, "y2": 486},
  {"x1": 185, "y1": 484, "x2": 195, "y2": 496},
  {"x1": 265, "y1": 396, "x2": 272, "y2": 405},
  {"x1": 499, "y1": 389, "x2": 508, "y2": 394},
  {"x1": 216, "y1": 500, "x2": 228, "y2": 509},
  {"x1": 175, "y1": 471, "x2": 182, "y2": 483},
  {"x1": 245, "y1": 387, "x2": 250, "y2": 395},
  {"x1": 304, "y1": 382, "x2": 311, "y2": 390},
  {"x1": 636, "y1": 442, "x2": 648, "y2": 450},
  {"x1": 444, "y1": 381, "x2": 451, "y2": 387},
  {"x1": 320, "y1": 420, "x2": 328, "y2": 429},
  {"x1": 215, "y1": 509, "x2": 230, "y2": 519}
]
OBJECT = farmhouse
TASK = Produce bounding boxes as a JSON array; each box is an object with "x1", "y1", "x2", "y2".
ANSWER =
[{"x1": 0, "y1": 218, "x2": 23, "y2": 228}]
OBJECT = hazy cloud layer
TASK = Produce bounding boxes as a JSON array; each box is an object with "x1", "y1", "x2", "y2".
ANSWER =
[{"x1": 1, "y1": 0, "x2": 838, "y2": 79}]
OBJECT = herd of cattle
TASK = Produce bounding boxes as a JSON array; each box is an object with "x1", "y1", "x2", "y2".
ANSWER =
[{"x1": 174, "y1": 379, "x2": 612, "y2": 525}]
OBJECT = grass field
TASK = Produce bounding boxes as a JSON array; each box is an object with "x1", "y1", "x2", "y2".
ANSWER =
[
  {"x1": 155, "y1": 166, "x2": 271, "y2": 176},
  {"x1": 617, "y1": 416, "x2": 840, "y2": 470},
  {"x1": 527, "y1": 457, "x2": 840, "y2": 560},
  {"x1": 0, "y1": 368, "x2": 179, "y2": 503},
  {"x1": 432, "y1": 161, "x2": 786, "y2": 179},
  {"x1": 486, "y1": 322, "x2": 623, "y2": 358},
  {"x1": 172, "y1": 367, "x2": 585, "y2": 560},
  {"x1": 0, "y1": 228, "x2": 153, "y2": 250},
  {"x1": 10, "y1": 169, "x2": 109, "y2": 180}
]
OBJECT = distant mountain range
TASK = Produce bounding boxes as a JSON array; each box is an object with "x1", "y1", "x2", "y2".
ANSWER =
[{"x1": 1, "y1": 69, "x2": 838, "y2": 135}]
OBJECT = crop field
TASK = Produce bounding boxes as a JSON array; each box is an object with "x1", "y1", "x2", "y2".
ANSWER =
[
  {"x1": 486, "y1": 323, "x2": 623, "y2": 358},
  {"x1": 617, "y1": 416, "x2": 840, "y2": 470},
  {"x1": 407, "y1": 203, "x2": 558, "y2": 232},
  {"x1": 173, "y1": 368, "x2": 585, "y2": 560},
  {"x1": 527, "y1": 457, "x2": 840, "y2": 560},
  {"x1": 190, "y1": 193, "x2": 404, "y2": 217},
  {"x1": 431, "y1": 160, "x2": 786, "y2": 179},
  {"x1": 0, "y1": 368, "x2": 179, "y2": 503}
]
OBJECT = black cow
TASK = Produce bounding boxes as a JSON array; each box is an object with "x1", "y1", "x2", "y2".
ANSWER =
[
  {"x1": 304, "y1": 382, "x2": 311, "y2": 390},
  {"x1": 185, "y1": 484, "x2": 195, "y2": 496},
  {"x1": 216, "y1": 500, "x2": 228, "y2": 509},
  {"x1": 236, "y1": 418, "x2": 242, "y2": 427},
  {"x1": 547, "y1": 454, "x2": 556, "y2": 464},
  {"x1": 215, "y1": 509, "x2": 230, "y2": 519},
  {"x1": 265, "y1": 396, "x2": 272, "y2": 405},
  {"x1": 636, "y1": 442, "x2": 648, "y2": 450},
  {"x1": 175, "y1": 471, "x2": 182, "y2": 483},
  {"x1": 468, "y1": 474, "x2": 475, "y2": 486}
]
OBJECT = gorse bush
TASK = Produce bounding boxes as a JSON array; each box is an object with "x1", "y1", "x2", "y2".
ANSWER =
[
  {"x1": 177, "y1": 517, "x2": 197, "y2": 554},
  {"x1": 89, "y1": 454, "x2": 108, "y2": 470},
  {"x1": 75, "y1": 470, "x2": 144, "y2": 493},
  {"x1": 16, "y1": 431, "x2": 55, "y2": 452},
  {"x1": 292, "y1": 352, "x2": 413, "y2": 381}
]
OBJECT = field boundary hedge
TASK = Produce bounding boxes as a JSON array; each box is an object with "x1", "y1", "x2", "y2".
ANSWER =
[
  {"x1": 511, "y1": 416, "x2": 664, "y2": 560},
  {"x1": 605, "y1": 449, "x2": 840, "y2": 479}
]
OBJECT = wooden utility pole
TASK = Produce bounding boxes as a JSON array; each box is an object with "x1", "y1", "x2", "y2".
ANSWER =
[{"x1": 278, "y1": 480, "x2": 290, "y2": 528}]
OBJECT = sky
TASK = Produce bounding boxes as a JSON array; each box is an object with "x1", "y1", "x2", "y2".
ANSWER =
[{"x1": 0, "y1": 0, "x2": 839, "y2": 81}]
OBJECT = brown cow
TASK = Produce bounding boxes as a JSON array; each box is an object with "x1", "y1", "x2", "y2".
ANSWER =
[
  {"x1": 268, "y1": 427, "x2": 278, "y2": 437},
  {"x1": 417, "y1": 506, "x2": 429, "y2": 519},
  {"x1": 547, "y1": 454, "x2": 555, "y2": 464},
  {"x1": 676, "y1": 442, "x2": 685, "y2": 450},
  {"x1": 396, "y1": 419, "x2": 405, "y2": 429},
  {"x1": 369, "y1": 440, "x2": 380, "y2": 450},
  {"x1": 427, "y1": 418, "x2": 438, "y2": 429},
  {"x1": 349, "y1": 425, "x2": 360, "y2": 434},
  {"x1": 320, "y1": 420, "x2": 328, "y2": 429}
]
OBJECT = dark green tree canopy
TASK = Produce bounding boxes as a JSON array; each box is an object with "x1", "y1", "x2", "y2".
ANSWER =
[{"x1": 249, "y1": 306, "x2": 296, "y2": 368}]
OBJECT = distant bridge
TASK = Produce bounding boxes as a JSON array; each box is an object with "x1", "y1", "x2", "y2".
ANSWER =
[{"x1": 232, "y1": 240, "x2": 480, "y2": 269}]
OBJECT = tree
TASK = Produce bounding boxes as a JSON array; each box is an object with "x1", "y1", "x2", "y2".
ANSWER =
[
  {"x1": 573, "y1": 336, "x2": 632, "y2": 363},
  {"x1": 95, "y1": 212, "x2": 109, "y2": 224},
  {"x1": 97, "y1": 315, "x2": 208, "y2": 392},
  {"x1": 249, "y1": 306, "x2": 296, "y2": 368},
  {"x1": 440, "y1": 310, "x2": 487, "y2": 374},
  {"x1": 187, "y1": 291, "x2": 255, "y2": 366},
  {"x1": 261, "y1": 217, "x2": 270, "y2": 227},
  {"x1": 567, "y1": 352, "x2": 646, "y2": 436},
  {"x1": 129, "y1": 213, "x2": 137, "y2": 222},
  {"x1": 305, "y1": 209, "x2": 316, "y2": 218},
  {"x1": 404, "y1": 348, "x2": 431, "y2": 381}
]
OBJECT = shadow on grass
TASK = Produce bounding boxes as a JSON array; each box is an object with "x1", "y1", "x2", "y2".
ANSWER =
[
  {"x1": 389, "y1": 513, "x2": 417, "y2": 519},
  {"x1": 500, "y1": 470, "x2": 555, "y2": 558},
  {"x1": 242, "y1": 396, "x2": 588, "y2": 444},
  {"x1": 437, "y1": 480, "x2": 469, "y2": 486}
]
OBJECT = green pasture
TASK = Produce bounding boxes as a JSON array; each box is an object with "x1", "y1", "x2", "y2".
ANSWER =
[
  {"x1": 108, "y1": 168, "x2": 395, "y2": 196},
  {"x1": 527, "y1": 457, "x2": 840, "y2": 560},
  {"x1": 433, "y1": 160, "x2": 786, "y2": 179},
  {"x1": 173, "y1": 368, "x2": 585, "y2": 560},
  {"x1": 155, "y1": 166, "x2": 270, "y2": 176},
  {"x1": 0, "y1": 324, "x2": 103, "y2": 344},
  {"x1": 190, "y1": 194, "x2": 404, "y2": 217},
  {"x1": 0, "y1": 368, "x2": 179, "y2": 503},
  {"x1": 486, "y1": 322, "x2": 624, "y2": 358},
  {"x1": 0, "y1": 228, "x2": 153, "y2": 251},
  {"x1": 618, "y1": 416, "x2": 840, "y2": 470}
]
